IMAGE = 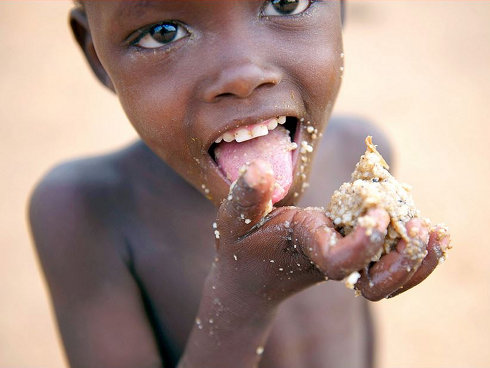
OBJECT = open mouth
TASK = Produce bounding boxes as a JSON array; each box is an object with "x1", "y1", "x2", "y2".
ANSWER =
[{"x1": 208, "y1": 116, "x2": 300, "y2": 203}]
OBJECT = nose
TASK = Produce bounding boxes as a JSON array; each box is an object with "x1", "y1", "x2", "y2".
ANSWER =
[{"x1": 202, "y1": 60, "x2": 283, "y2": 102}]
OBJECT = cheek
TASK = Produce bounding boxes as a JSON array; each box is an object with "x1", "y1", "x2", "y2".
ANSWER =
[
  {"x1": 282, "y1": 26, "x2": 343, "y2": 117},
  {"x1": 307, "y1": 43, "x2": 342, "y2": 108},
  {"x1": 115, "y1": 69, "x2": 191, "y2": 162},
  {"x1": 306, "y1": 34, "x2": 343, "y2": 110}
]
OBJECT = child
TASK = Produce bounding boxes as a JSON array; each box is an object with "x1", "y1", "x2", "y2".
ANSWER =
[{"x1": 29, "y1": 1, "x2": 450, "y2": 367}]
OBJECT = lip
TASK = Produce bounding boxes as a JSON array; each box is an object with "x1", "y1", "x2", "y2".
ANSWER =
[
  {"x1": 201, "y1": 111, "x2": 309, "y2": 201},
  {"x1": 204, "y1": 111, "x2": 303, "y2": 151}
]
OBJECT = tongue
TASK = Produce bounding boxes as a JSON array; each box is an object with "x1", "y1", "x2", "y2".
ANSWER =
[{"x1": 215, "y1": 126, "x2": 294, "y2": 204}]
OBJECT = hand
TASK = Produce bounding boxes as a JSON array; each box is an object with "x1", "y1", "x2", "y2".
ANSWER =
[
  {"x1": 215, "y1": 160, "x2": 451, "y2": 303},
  {"x1": 213, "y1": 160, "x2": 392, "y2": 305},
  {"x1": 356, "y1": 221, "x2": 451, "y2": 300}
]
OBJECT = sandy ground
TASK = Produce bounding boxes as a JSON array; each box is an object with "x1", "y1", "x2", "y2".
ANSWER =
[{"x1": 0, "y1": 1, "x2": 489, "y2": 367}]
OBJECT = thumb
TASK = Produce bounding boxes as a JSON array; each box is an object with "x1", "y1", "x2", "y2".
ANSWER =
[{"x1": 217, "y1": 160, "x2": 275, "y2": 240}]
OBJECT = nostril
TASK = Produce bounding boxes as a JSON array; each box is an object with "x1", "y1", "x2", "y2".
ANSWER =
[
  {"x1": 215, "y1": 92, "x2": 235, "y2": 99},
  {"x1": 214, "y1": 81, "x2": 276, "y2": 100}
]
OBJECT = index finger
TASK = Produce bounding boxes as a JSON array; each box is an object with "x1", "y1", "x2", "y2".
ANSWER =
[
  {"x1": 307, "y1": 207, "x2": 390, "y2": 281},
  {"x1": 217, "y1": 160, "x2": 274, "y2": 241}
]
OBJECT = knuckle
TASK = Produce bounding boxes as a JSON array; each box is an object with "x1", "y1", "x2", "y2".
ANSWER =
[{"x1": 232, "y1": 197, "x2": 259, "y2": 213}]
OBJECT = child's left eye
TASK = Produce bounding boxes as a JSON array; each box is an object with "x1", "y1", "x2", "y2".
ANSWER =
[
  {"x1": 133, "y1": 22, "x2": 189, "y2": 49},
  {"x1": 262, "y1": 0, "x2": 312, "y2": 16}
]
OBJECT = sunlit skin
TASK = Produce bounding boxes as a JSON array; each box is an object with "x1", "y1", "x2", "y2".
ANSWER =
[{"x1": 29, "y1": 1, "x2": 451, "y2": 367}]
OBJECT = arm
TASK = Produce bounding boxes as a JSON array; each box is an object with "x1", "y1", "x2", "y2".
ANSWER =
[
  {"x1": 29, "y1": 170, "x2": 163, "y2": 368},
  {"x1": 178, "y1": 264, "x2": 277, "y2": 368}
]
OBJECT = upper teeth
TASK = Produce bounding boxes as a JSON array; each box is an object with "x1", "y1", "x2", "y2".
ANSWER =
[{"x1": 215, "y1": 116, "x2": 287, "y2": 144}]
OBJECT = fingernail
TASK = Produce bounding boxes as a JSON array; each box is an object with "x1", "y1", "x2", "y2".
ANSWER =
[
  {"x1": 407, "y1": 221, "x2": 429, "y2": 244},
  {"x1": 242, "y1": 161, "x2": 274, "y2": 189},
  {"x1": 263, "y1": 200, "x2": 273, "y2": 217},
  {"x1": 436, "y1": 226, "x2": 451, "y2": 252},
  {"x1": 361, "y1": 208, "x2": 389, "y2": 233},
  {"x1": 408, "y1": 226, "x2": 419, "y2": 238}
]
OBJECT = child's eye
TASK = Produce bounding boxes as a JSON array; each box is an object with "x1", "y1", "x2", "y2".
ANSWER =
[
  {"x1": 134, "y1": 22, "x2": 188, "y2": 49},
  {"x1": 262, "y1": 0, "x2": 312, "y2": 16}
]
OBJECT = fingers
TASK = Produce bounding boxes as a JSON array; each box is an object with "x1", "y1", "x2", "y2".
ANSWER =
[
  {"x1": 308, "y1": 208, "x2": 390, "y2": 281},
  {"x1": 217, "y1": 160, "x2": 274, "y2": 240},
  {"x1": 356, "y1": 219, "x2": 430, "y2": 301},
  {"x1": 387, "y1": 225, "x2": 451, "y2": 298}
]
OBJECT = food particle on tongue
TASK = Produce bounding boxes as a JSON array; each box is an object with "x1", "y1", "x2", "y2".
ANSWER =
[{"x1": 214, "y1": 125, "x2": 294, "y2": 204}]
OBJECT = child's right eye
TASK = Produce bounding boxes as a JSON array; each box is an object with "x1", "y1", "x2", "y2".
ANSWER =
[{"x1": 132, "y1": 22, "x2": 189, "y2": 49}]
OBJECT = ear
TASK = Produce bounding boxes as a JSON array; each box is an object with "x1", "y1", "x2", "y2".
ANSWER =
[{"x1": 69, "y1": 8, "x2": 115, "y2": 92}]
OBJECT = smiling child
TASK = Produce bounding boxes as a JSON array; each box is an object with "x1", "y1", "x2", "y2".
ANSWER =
[{"x1": 29, "y1": 1, "x2": 450, "y2": 367}]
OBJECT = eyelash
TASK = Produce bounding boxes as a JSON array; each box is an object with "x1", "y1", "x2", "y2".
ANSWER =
[
  {"x1": 129, "y1": 0, "x2": 315, "y2": 50},
  {"x1": 130, "y1": 21, "x2": 189, "y2": 50},
  {"x1": 261, "y1": 0, "x2": 313, "y2": 17}
]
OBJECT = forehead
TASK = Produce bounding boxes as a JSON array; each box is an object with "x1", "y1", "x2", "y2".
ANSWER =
[
  {"x1": 86, "y1": 0, "x2": 253, "y2": 17},
  {"x1": 112, "y1": 0, "x2": 192, "y2": 19},
  {"x1": 84, "y1": 0, "x2": 341, "y2": 23}
]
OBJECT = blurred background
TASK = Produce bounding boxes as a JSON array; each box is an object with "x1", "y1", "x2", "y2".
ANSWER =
[{"x1": 0, "y1": 1, "x2": 489, "y2": 367}]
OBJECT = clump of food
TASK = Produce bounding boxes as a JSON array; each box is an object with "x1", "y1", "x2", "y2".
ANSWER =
[{"x1": 326, "y1": 136, "x2": 426, "y2": 262}]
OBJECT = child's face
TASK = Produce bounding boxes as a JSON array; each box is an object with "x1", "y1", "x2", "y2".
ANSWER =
[{"x1": 82, "y1": 0, "x2": 343, "y2": 206}]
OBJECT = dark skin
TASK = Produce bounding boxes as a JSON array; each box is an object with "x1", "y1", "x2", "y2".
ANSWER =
[{"x1": 29, "y1": 1, "x2": 450, "y2": 367}]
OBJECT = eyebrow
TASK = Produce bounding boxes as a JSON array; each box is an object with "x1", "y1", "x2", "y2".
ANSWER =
[{"x1": 115, "y1": 1, "x2": 167, "y2": 20}]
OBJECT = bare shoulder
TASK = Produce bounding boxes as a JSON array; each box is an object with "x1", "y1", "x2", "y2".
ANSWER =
[
  {"x1": 325, "y1": 115, "x2": 393, "y2": 165},
  {"x1": 29, "y1": 146, "x2": 132, "y2": 250},
  {"x1": 300, "y1": 115, "x2": 393, "y2": 206}
]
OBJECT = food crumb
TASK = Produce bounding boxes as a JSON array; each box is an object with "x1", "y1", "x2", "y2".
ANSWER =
[
  {"x1": 408, "y1": 227, "x2": 419, "y2": 238},
  {"x1": 214, "y1": 230, "x2": 220, "y2": 239},
  {"x1": 300, "y1": 140, "x2": 314, "y2": 153},
  {"x1": 245, "y1": 219, "x2": 251, "y2": 224},
  {"x1": 344, "y1": 271, "x2": 361, "y2": 289},
  {"x1": 233, "y1": 254, "x2": 238, "y2": 261},
  {"x1": 263, "y1": 200, "x2": 273, "y2": 216},
  {"x1": 195, "y1": 317, "x2": 202, "y2": 329},
  {"x1": 256, "y1": 346, "x2": 264, "y2": 355}
]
